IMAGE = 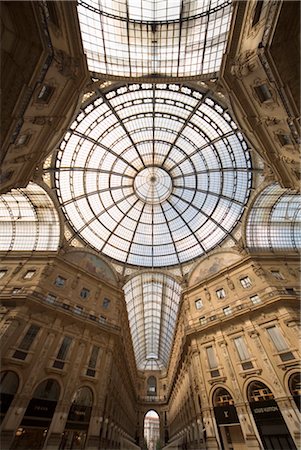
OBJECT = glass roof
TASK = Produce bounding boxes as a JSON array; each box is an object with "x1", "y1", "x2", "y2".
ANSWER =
[
  {"x1": 0, "y1": 183, "x2": 60, "y2": 252},
  {"x1": 77, "y1": 0, "x2": 232, "y2": 77},
  {"x1": 53, "y1": 83, "x2": 252, "y2": 268},
  {"x1": 123, "y1": 273, "x2": 181, "y2": 370},
  {"x1": 246, "y1": 183, "x2": 301, "y2": 252}
]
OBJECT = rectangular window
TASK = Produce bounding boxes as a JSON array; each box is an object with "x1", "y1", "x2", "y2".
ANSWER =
[
  {"x1": 267, "y1": 325, "x2": 289, "y2": 352},
  {"x1": 86, "y1": 345, "x2": 100, "y2": 377},
  {"x1": 206, "y1": 346, "x2": 220, "y2": 377},
  {"x1": 55, "y1": 276, "x2": 66, "y2": 287},
  {"x1": 199, "y1": 316, "x2": 207, "y2": 325},
  {"x1": 250, "y1": 294, "x2": 261, "y2": 304},
  {"x1": 53, "y1": 336, "x2": 72, "y2": 369},
  {"x1": 271, "y1": 270, "x2": 284, "y2": 280},
  {"x1": 24, "y1": 270, "x2": 36, "y2": 279},
  {"x1": 98, "y1": 315, "x2": 107, "y2": 323},
  {"x1": 74, "y1": 305, "x2": 83, "y2": 314},
  {"x1": 12, "y1": 288, "x2": 22, "y2": 294},
  {"x1": 102, "y1": 298, "x2": 110, "y2": 309},
  {"x1": 195, "y1": 299, "x2": 203, "y2": 310},
  {"x1": 13, "y1": 324, "x2": 40, "y2": 360},
  {"x1": 254, "y1": 84, "x2": 272, "y2": 103},
  {"x1": 234, "y1": 336, "x2": 251, "y2": 361},
  {"x1": 252, "y1": 0, "x2": 264, "y2": 26},
  {"x1": 223, "y1": 306, "x2": 232, "y2": 316},
  {"x1": 80, "y1": 288, "x2": 90, "y2": 299},
  {"x1": 0, "y1": 270, "x2": 7, "y2": 279},
  {"x1": 266, "y1": 326, "x2": 295, "y2": 362},
  {"x1": 216, "y1": 288, "x2": 226, "y2": 299},
  {"x1": 45, "y1": 293, "x2": 56, "y2": 304},
  {"x1": 240, "y1": 276, "x2": 252, "y2": 288},
  {"x1": 36, "y1": 84, "x2": 54, "y2": 103}
]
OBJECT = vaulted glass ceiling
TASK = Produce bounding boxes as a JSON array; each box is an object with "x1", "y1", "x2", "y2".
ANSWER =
[
  {"x1": 123, "y1": 273, "x2": 181, "y2": 370},
  {"x1": 77, "y1": 0, "x2": 232, "y2": 77},
  {"x1": 0, "y1": 183, "x2": 60, "y2": 252},
  {"x1": 246, "y1": 184, "x2": 301, "y2": 252},
  {"x1": 53, "y1": 83, "x2": 252, "y2": 268}
]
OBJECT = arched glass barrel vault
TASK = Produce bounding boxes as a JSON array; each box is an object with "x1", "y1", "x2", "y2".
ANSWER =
[
  {"x1": 77, "y1": 0, "x2": 232, "y2": 78},
  {"x1": 123, "y1": 273, "x2": 181, "y2": 370},
  {"x1": 52, "y1": 83, "x2": 252, "y2": 270},
  {"x1": 246, "y1": 183, "x2": 301, "y2": 252},
  {"x1": 0, "y1": 183, "x2": 60, "y2": 252}
]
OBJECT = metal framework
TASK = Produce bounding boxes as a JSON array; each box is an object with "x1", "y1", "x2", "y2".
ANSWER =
[
  {"x1": 77, "y1": 0, "x2": 232, "y2": 77},
  {"x1": 0, "y1": 183, "x2": 60, "y2": 252},
  {"x1": 246, "y1": 183, "x2": 301, "y2": 252},
  {"x1": 123, "y1": 273, "x2": 181, "y2": 370},
  {"x1": 53, "y1": 83, "x2": 252, "y2": 268}
]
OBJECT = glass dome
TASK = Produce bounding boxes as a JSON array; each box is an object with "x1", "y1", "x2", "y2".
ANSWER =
[
  {"x1": 77, "y1": 0, "x2": 232, "y2": 77},
  {"x1": 53, "y1": 83, "x2": 252, "y2": 268}
]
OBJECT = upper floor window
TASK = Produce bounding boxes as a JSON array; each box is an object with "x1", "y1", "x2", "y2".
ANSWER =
[
  {"x1": 266, "y1": 325, "x2": 294, "y2": 362},
  {"x1": 271, "y1": 270, "x2": 285, "y2": 280},
  {"x1": 13, "y1": 324, "x2": 40, "y2": 360},
  {"x1": 102, "y1": 298, "x2": 110, "y2": 309},
  {"x1": 24, "y1": 270, "x2": 36, "y2": 280},
  {"x1": 36, "y1": 84, "x2": 54, "y2": 103},
  {"x1": 86, "y1": 345, "x2": 100, "y2": 377},
  {"x1": 12, "y1": 287, "x2": 22, "y2": 294},
  {"x1": 216, "y1": 288, "x2": 226, "y2": 299},
  {"x1": 55, "y1": 276, "x2": 66, "y2": 287},
  {"x1": 250, "y1": 294, "x2": 261, "y2": 304},
  {"x1": 195, "y1": 299, "x2": 203, "y2": 310},
  {"x1": 223, "y1": 306, "x2": 232, "y2": 316},
  {"x1": 45, "y1": 293, "x2": 56, "y2": 304},
  {"x1": 240, "y1": 276, "x2": 252, "y2": 288},
  {"x1": 80, "y1": 288, "x2": 90, "y2": 299},
  {"x1": 234, "y1": 336, "x2": 253, "y2": 370},
  {"x1": 0, "y1": 269, "x2": 7, "y2": 279},
  {"x1": 252, "y1": 0, "x2": 264, "y2": 27},
  {"x1": 74, "y1": 305, "x2": 83, "y2": 315},
  {"x1": 206, "y1": 346, "x2": 220, "y2": 378},
  {"x1": 53, "y1": 336, "x2": 72, "y2": 369},
  {"x1": 147, "y1": 376, "x2": 157, "y2": 395},
  {"x1": 199, "y1": 316, "x2": 206, "y2": 325}
]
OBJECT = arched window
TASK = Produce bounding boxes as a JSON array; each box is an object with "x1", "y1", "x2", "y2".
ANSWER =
[
  {"x1": 60, "y1": 387, "x2": 93, "y2": 450},
  {"x1": 247, "y1": 381, "x2": 274, "y2": 402},
  {"x1": 0, "y1": 371, "x2": 19, "y2": 423},
  {"x1": 213, "y1": 387, "x2": 234, "y2": 406},
  {"x1": 33, "y1": 379, "x2": 60, "y2": 400},
  {"x1": 288, "y1": 373, "x2": 301, "y2": 411},
  {"x1": 71, "y1": 386, "x2": 93, "y2": 407},
  {"x1": 147, "y1": 376, "x2": 157, "y2": 396}
]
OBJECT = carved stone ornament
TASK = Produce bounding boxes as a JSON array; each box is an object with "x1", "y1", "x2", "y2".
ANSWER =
[
  {"x1": 29, "y1": 116, "x2": 53, "y2": 126},
  {"x1": 53, "y1": 49, "x2": 80, "y2": 79}
]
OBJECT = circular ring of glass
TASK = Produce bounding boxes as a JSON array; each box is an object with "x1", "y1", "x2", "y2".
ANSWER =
[
  {"x1": 54, "y1": 83, "x2": 252, "y2": 267},
  {"x1": 134, "y1": 167, "x2": 172, "y2": 204}
]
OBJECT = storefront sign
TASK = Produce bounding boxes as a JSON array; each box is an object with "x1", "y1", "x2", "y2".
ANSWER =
[
  {"x1": 214, "y1": 405, "x2": 239, "y2": 424},
  {"x1": 24, "y1": 399, "x2": 57, "y2": 418},
  {"x1": 250, "y1": 400, "x2": 280, "y2": 419}
]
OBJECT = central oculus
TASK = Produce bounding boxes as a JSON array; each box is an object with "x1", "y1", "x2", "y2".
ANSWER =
[{"x1": 134, "y1": 167, "x2": 172, "y2": 204}]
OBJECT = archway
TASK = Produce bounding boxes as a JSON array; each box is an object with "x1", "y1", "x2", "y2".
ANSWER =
[
  {"x1": 144, "y1": 410, "x2": 160, "y2": 450},
  {"x1": 11, "y1": 378, "x2": 60, "y2": 450},
  {"x1": 0, "y1": 371, "x2": 19, "y2": 424},
  {"x1": 248, "y1": 380, "x2": 296, "y2": 449},
  {"x1": 288, "y1": 372, "x2": 301, "y2": 412},
  {"x1": 213, "y1": 387, "x2": 247, "y2": 450},
  {"x1": 59, "y1": 386, "x2": 93, "y2": 449}
]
